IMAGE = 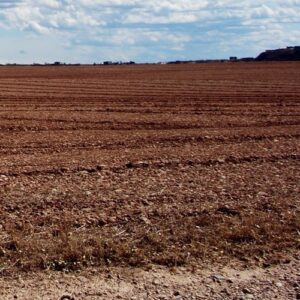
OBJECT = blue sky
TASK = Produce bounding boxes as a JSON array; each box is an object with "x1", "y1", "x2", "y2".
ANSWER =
[{"x1": 0, "y1": 0, "x2": 299, "y2": 63}]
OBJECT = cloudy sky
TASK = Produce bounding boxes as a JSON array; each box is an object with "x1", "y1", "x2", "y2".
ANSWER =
[{"x1": 0, "y1": 0, "x2": 299, "y2": 63}]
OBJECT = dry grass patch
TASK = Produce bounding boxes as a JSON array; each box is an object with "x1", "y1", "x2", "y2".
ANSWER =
[{"x1": 0, "y1": 199, "x2": 299, "y2": 274}]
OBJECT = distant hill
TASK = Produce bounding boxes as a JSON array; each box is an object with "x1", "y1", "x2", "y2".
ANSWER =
[{"x1": 256, "y1": 46, "x2": 300, "y2": 61}]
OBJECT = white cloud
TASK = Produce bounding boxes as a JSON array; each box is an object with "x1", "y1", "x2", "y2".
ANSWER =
[{"x1": 0, "y1": 0, "x2": 299, "y2": 62}]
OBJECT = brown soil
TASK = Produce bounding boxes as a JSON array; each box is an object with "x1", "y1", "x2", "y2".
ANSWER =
[
  {"x1": 0, "y1": 62, "x2": 299, "y2": 298},
  {"x1": 0, "y1": 255, "x2": 300, "y2": 299}
]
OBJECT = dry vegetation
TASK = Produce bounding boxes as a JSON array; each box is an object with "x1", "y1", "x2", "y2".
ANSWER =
[{"x1": 0, "y1": 62, "x2": 299, "y2": 275}]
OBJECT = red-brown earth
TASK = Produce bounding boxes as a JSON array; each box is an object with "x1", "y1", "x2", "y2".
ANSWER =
[{"x1": 0, "y1": 62, "x2": 299, "y2": 299}]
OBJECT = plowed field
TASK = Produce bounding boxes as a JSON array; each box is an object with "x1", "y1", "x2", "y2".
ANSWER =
[{"x1": 0, "y1": 62, "x2": 299, "y2": 274}]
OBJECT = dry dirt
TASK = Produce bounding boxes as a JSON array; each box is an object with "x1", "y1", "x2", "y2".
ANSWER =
[
  {"x1": 0, "y1": 62, "x2": 299, "y2": 299},
  {"x1": 0, "y1": 255, "x2": 300, "y2": 299}
]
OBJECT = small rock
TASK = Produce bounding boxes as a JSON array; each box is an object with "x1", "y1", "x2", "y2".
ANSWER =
[
  {"x1": 245, "y1": 295, "x2": 254, "y2": 300},
  {"x1": 211, "y1": 274, "x2": 226, "y2": 282},
  {"x1": 227, "y1": 278, "x2": 234, "y2": 283},
  {"x1": 136, "y1": 161, "x2": 149, "y2": 168},
  {"x1": 242, "y1": 288, "x2": 252, "y2": 294},
  {"x1": 142, "y1": 199, "x2": 150, "y2": 206},
  {"x1": 141, "y1": 216, "x2": 151, "y2": 225},
  {"x1": 152, "y1": 279, "x2": 160, "y2": 285},
  {"x1": 60, "y1": 296, "x2": 75, "y2": 300},
  {"x1": 97, "y1": 218, "x2": 107, "y2": 226},
  {"x1": 293, "y1": 282, "x2": 300, "y2": 288},
  {"x1": 78, "y1": 276, "x2": 89, "y2": 283},
  {"x1": 257, "y1": 192, "x2": 268, "y2": 197},
  {"x1": 108, "y1": 216, "x2": 116, "y2": 223},
  {"x1": 275, "y1": 282, "x2": 283, "y2": 288},
  {"x1": 220, "y1": 288, "x2": 230, "y2": 296}
]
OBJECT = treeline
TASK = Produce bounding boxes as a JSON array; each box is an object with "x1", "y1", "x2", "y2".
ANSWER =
[{"x1": 1, "y1": 46, "x2": 300, "y2": 66}]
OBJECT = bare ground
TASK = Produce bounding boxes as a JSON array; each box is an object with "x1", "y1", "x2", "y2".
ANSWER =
[
  {"x1": 0, "y1": 62, "x2": 299, "y2": 298},
  {"x1": 0, "y1": 255, "x2": 299, "y2": 299}
]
